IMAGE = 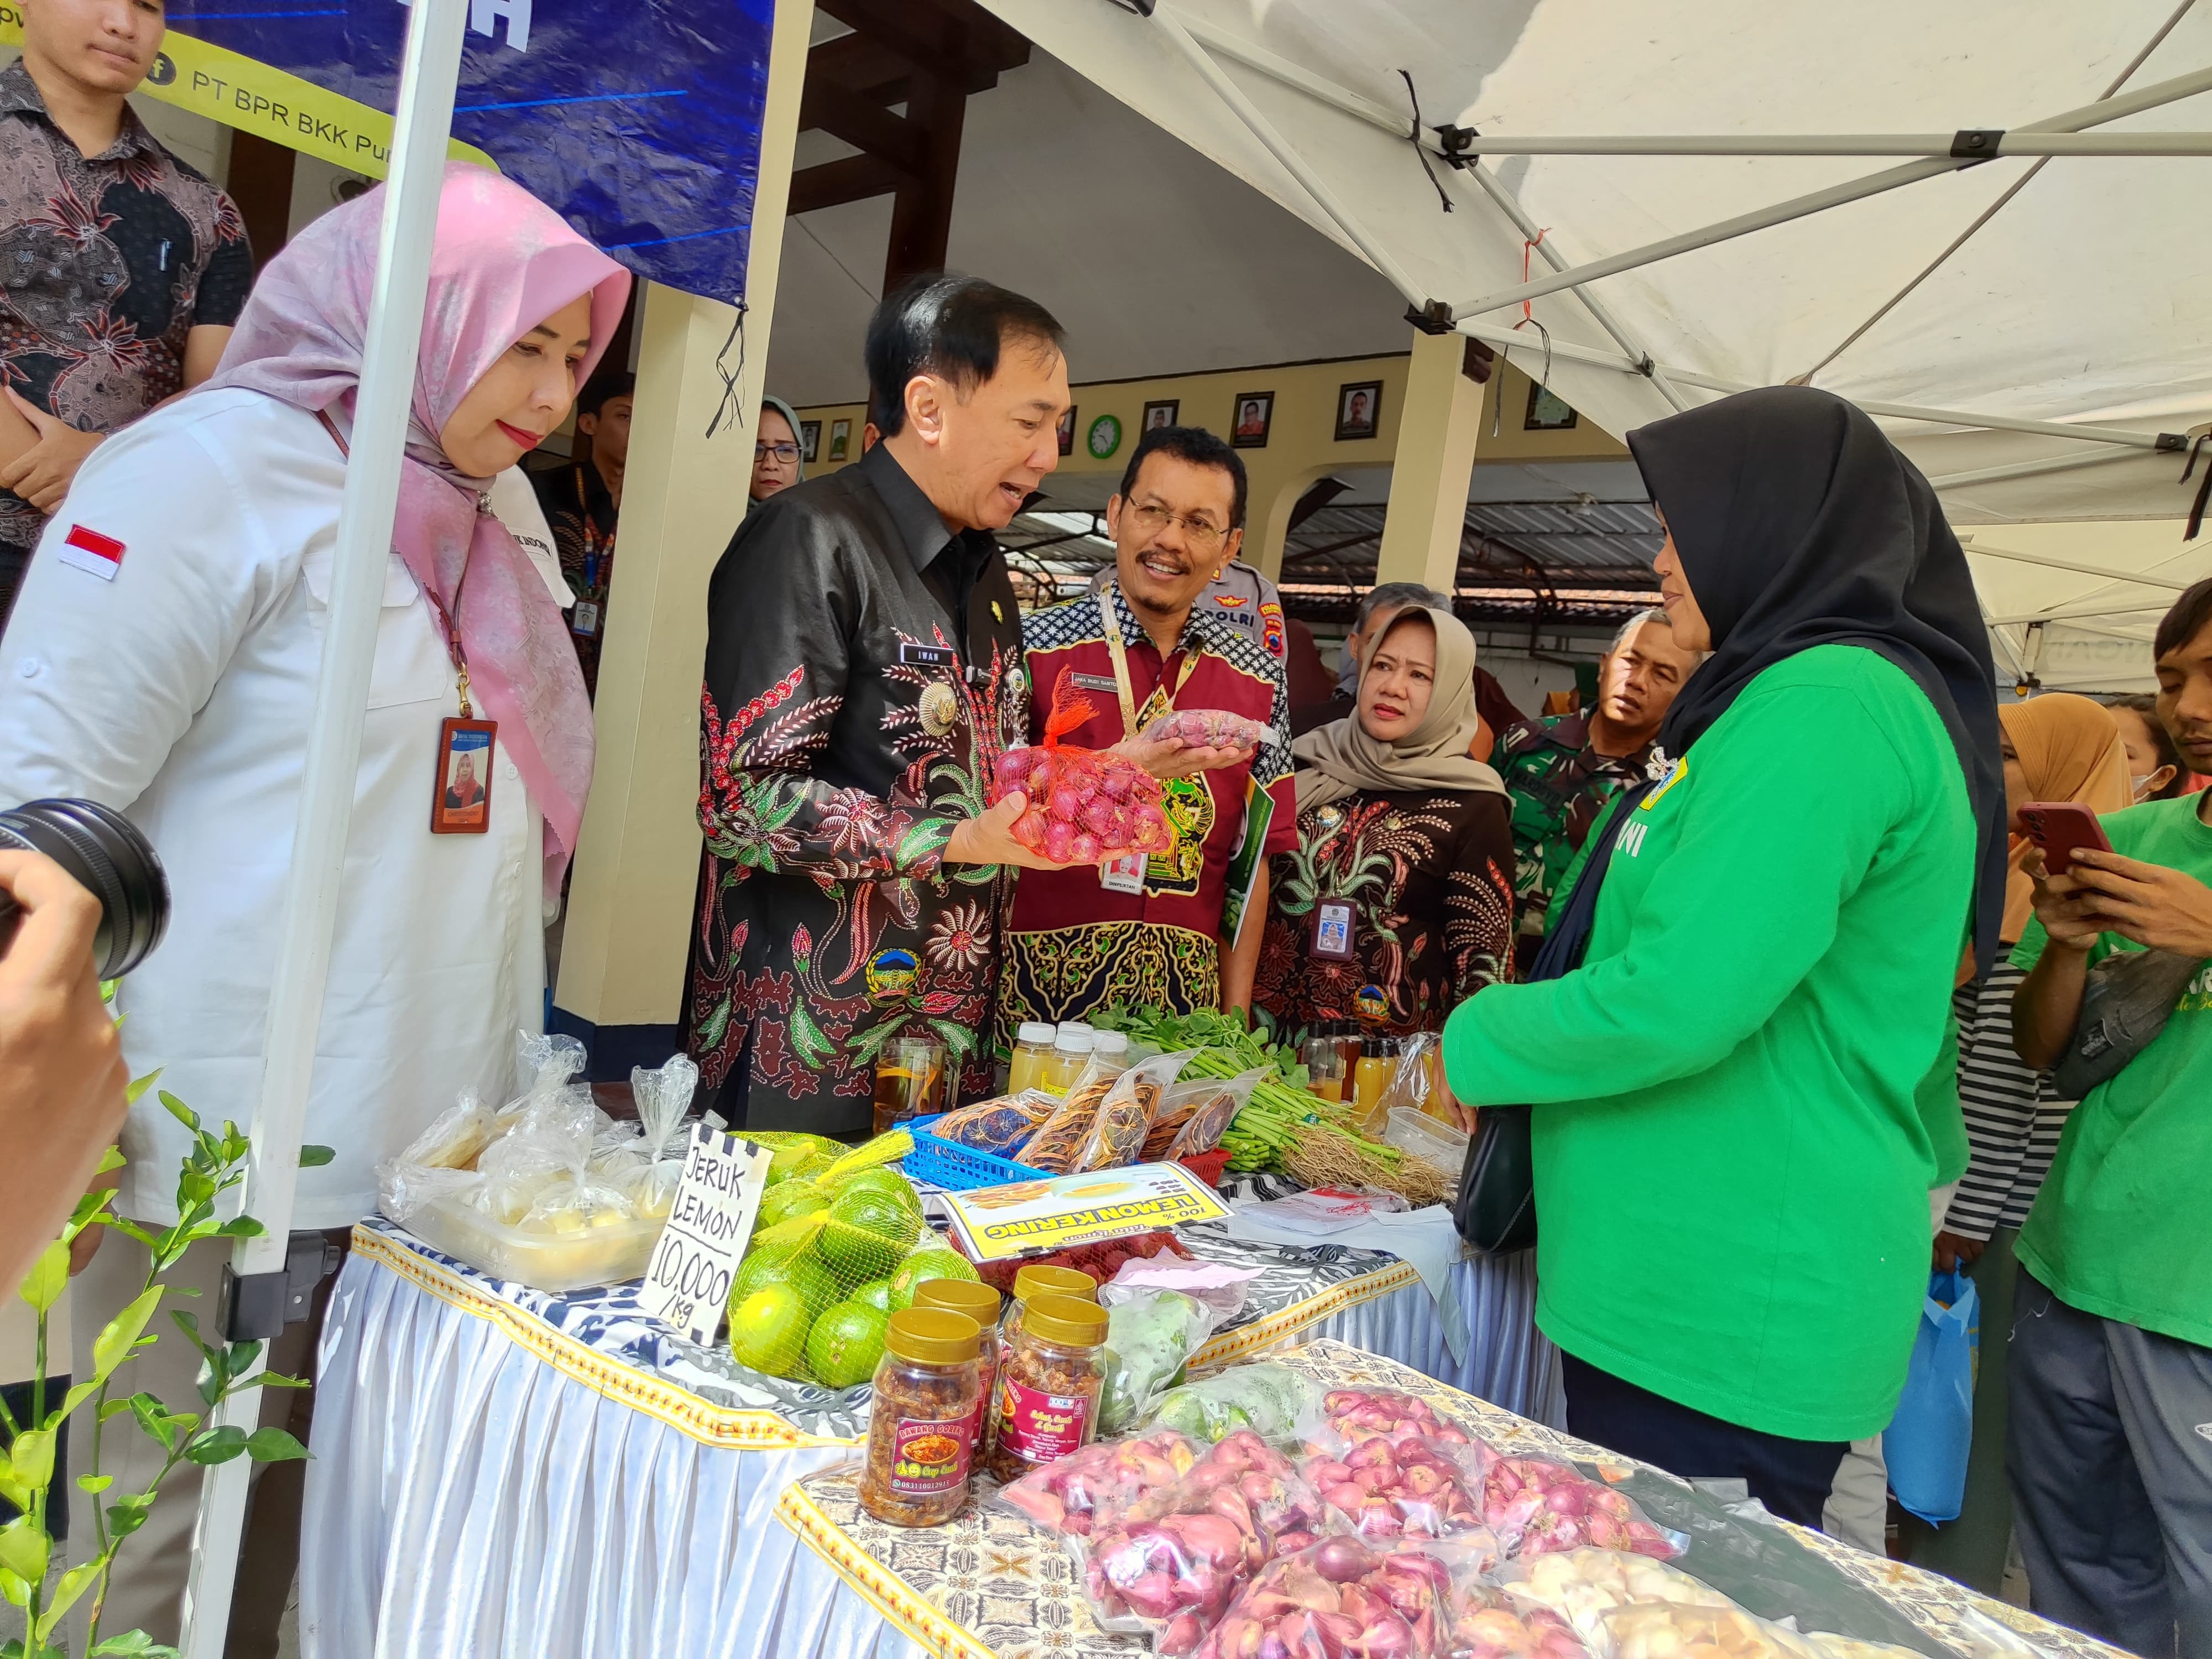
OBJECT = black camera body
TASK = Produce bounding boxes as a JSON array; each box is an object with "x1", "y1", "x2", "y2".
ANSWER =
[{"x1": 0, "y1": 799, "x2": 169, "y2": 979}]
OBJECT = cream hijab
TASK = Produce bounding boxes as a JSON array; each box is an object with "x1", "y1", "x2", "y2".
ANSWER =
[
  {"x1": 1998, "y1": 693, "x2": 2131, "y2": 942},
  {"x1": 1293, "y1": 606, "x2": 1507, "y2": 811}
]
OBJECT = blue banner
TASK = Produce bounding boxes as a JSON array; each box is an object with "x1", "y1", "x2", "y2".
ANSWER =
[{"x1": 166, "y1": 0, "x2": 775, "y2": 301}]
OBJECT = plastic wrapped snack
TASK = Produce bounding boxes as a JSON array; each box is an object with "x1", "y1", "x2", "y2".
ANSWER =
[
  {"x1": 1319, "y1": 1387, "x2": 1475, "y2": 1449},
  {"x1": 1076, "y1": 1048, "x2": 1197, "y2": 1172},
  {"x1": 997, "y1": 1428, "x2": 1202, "y2": 1537},
  {"x1": 632, "y1": 1051, "x2": 700, "y2": 1157},
  {"x1": 932, "y1": 1090, "x2": 1058, "y2": 1155},
  {"x1": 519, "y1": 1176, "x2": 638, "y2": 1235},
  {"x1": 1600, "y1": 1602, "x2": 1819, "y2": 1659},
  {"x1": 1016, "y1": 1065, "x2": 1118, "y2": 1173},
  {"x1": 394, "y1": 1088, "x2": 495, "y2": 1172},
  {"x1": 1148, "y1": 1362, "x2": 1323, "y2": 1447},
  {"x1": 1301, "y1": 1436, "x2": 1498, "y2": 1543},
  {"x1": 993, "y1": 670, "x2": 1171, "y2": 860},
  {"x1": 1145, "y1": 1066, "x2": 1267, "y2": 1161},
  {"x1": 1473, "y1": 1450, "x2": 1684, "y2": 1559},
  {"x1": 1139, "y1": 708, "x2": 1272, "y2": 755},
  {"x1": 1193, "y1": 1537, "x2": 1484, "y2": 1659},
  {"x1": 1097, "y1": 1287, "x2": 1216, "y2": 1436},
  {"x1": 490, "y1": 1031, "x2": 588, "y2": 1134},
  {"x1": 1493, "y1": 1548, "x2": 1736, "y2": 1648},
  {"x1": 1083, "y1": 1430, "x2": 1331, "y2": 1656}
]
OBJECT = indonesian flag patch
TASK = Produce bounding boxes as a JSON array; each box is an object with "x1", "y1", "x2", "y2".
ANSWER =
[{"x1": 57, "y1": 524, "x2": 124, "y2": 580}]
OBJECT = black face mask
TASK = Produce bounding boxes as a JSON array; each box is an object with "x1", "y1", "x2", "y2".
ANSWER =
[{"x1": 1627, "y1": 385, "x2": 2007, "y2": 978}]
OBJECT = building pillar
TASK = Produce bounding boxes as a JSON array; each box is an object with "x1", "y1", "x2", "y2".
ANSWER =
[
  {"x1": 1374, "y1": 328, "x2": 1485, "y2": 594},
  {"x1": 552, "y1": 0, "x2": 816, "y2": 1070}
]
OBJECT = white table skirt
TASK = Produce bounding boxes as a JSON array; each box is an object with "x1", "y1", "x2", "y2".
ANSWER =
[{"x1": 299, "y1": 1231, "x2": 1554, "y2": 1658}]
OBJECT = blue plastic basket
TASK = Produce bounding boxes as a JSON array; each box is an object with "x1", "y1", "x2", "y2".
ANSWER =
[{"x1": 904, "y1": 1114, "x2": 1036, "y2": 1191}]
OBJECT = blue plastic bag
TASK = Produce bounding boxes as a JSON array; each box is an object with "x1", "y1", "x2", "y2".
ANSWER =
[{"x1": 1884, "y1": 1266, "x2": 1980, "y2": 1524}]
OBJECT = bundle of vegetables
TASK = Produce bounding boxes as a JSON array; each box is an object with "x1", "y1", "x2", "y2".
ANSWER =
[
  {"x1": 1192, "y1": 1537, "x2": 1476, "y2": 1659},
  {"x1": 1472, "y1": 1451, "x2": 1683, "y2": 1559},
  {"x1": 997, "y1": 1428, "x2": 1201, "y2": 1537},
  {"x1": 1083, "y1": 1428, "x2": 1329, "y2": 1655},
  {"x1": 994, "y1": 671, "x2": 1171, "y2": 861}
]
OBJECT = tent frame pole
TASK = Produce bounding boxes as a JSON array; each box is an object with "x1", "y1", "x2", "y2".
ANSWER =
[
  {"x1": 172, "y1": 0, "x2": 471, "y2": 1653},
  {"x1": 1928, "y1": 450, "x2": 2142, "y2": 491},
  {"x1": 1456, "y1": 322, "x2": 2180, "y2": 450},
  {"x1": 1986, "y1": 598, "x2": 2187, "y2": 624},
  {"x1": 1402, "y1": 133, "x2": 2212, "y2": 158},
  {"x1": 1149, "y1": 6, "x2": 1427, "y2": 304},
  {"x1": 1960, "y1": 541, "x2": 2196, "y2": 589},
  {"x1": 1447, "y1": 62, "x2": 2212, "y2": 321}
]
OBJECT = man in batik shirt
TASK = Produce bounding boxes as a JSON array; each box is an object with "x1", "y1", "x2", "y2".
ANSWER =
[
  {"x1": 1004, "y1": 426, "x2": 1298, "y2": 1033},
  {"x1": 1495, "y1": 608, "x2": 1699, "y2": 962},
  {"x1": 690, "y1": 276, "x2": 1082, "y2": 1131}
]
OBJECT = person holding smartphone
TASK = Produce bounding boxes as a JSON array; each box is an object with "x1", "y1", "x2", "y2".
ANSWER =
[{"x1": 2004, "y1": 579, "x2": 2212, "y2": 1657}]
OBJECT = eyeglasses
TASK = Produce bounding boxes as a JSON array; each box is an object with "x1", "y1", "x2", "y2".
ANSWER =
[
  {"x1": 1127, "y1": 501, "x2": 1229, "y2": 554},
  {"x1": 755, "y1": 442, "x2": 800, "y2": 463}
]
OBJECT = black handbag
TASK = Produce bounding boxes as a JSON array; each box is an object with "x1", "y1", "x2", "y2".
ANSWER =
[{"x1": 1453, "y1": 781, "x2": 1655, "y2": 1255}]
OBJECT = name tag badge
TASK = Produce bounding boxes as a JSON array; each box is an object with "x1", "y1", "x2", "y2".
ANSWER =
[
  {"x1": 1071, "y1": 672, "x2": 1119, "y2": 693},
  {"x1": 1310, "y1": 899, "x2": 1357, "y2": 961},
  {"x1": 430, "y1": 717, "x2": 497, "y2": 835},
  {"x1": 570, "y1": 599, "x2": 601, "y2": 638},
  {"x1": 898, "y1": 642, "x2": 957, "y2": 670},
  {"x1": 1099, "y1": 852, "x2": 1145, "y2": 895}
]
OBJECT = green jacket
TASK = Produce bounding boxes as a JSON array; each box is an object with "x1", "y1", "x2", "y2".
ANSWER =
[{"x1": 1446, "y1": 646, "x2": 1976, "y2": 1441}]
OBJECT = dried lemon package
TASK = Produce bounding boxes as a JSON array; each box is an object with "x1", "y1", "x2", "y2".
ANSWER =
[{"x1": 1073, "y1": 1049, "x2": 1197, "y2": 1171}]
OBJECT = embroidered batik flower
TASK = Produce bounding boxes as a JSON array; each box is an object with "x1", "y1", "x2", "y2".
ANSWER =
[{"x1": 926, "y1": 901, "x2": 992, "y2": 969}]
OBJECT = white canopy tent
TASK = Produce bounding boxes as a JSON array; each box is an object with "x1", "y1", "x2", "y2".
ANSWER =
[{"x1": 977, "y1": 0, "x2": 2212, "y2": 685}]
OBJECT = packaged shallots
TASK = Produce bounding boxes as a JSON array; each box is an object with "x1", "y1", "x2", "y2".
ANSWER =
[
  {"x1": 1081, "y1": 1428, "x2": 1331, "y2": 1656},
  {"x1": 1451, "y1": 1588, "x2": 1594, "y2": 1659},
  {"x1": 1471, "y1": 1450, "x2": 1684, "y2": 1561},
  {"x1": 1192, "y1": 1536, "x2": 1487, "y2": 1659},
  {"x1": 1490, "y1": 1547, "x2": 1735, "y2": 1650},
  {"x1": 1318, "y1": 1387, "x2": 1478, "y2": 1451},
  {"x1": 1140, "y1": 708, "x2": 1272, "y2": 755},
  {"x1": 1300, "y1": 1436, "x2": 1498, "y2": 1544},
  {"x1": 995, "y1": 1428, "x2": 1202, "y2": 1538},
  {"x1": 993, "y1": 670, "x2": 1171, "y2": 863}
]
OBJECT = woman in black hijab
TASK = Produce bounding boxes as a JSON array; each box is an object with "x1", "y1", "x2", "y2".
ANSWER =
[{"x1": 1444, "y1": 387, "x2": 2001, "y2": 1526}]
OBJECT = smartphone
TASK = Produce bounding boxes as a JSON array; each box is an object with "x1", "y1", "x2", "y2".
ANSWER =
[{"x1": 2018, "y1": 801, "x2": 2113, "y2": 876}]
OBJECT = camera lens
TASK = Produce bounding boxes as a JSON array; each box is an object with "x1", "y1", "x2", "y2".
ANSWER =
[{"x1": 0, "y1": 799, "x2": 170, "y2": 979}]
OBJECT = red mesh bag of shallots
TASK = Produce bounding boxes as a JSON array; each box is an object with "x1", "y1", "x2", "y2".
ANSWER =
[{"x1": 993, "y1": 670, "x2": 1171, "y2": 863}]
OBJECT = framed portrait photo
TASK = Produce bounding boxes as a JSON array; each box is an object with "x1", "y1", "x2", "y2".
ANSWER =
[
  {"x1": 799, "y1": 420, "x2": 822, "y2": 463},
  {"x1": 1525, "y1": 383, "x2": 1579, "y2": 431},
  {"x1": 1143, "y1": 399, "x2": 1179, "y2": 432},
  {"x1": 1230, "y1": 390, "x2": 1274, "y2": 449},
  {"x1": 828, "y1": 418, "x2": 852, "y2": 461},
  {"x1": 1335, "y1": 380, "x2": 1383, "y2": 441},
  {"x1": 1057, "y1": 404, "x2": 1077, "y2": 456}
]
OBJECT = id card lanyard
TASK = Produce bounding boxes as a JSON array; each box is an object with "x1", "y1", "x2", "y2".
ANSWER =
[
  {"x1": 1097, "y1": 591, "x2": 1198, "y2": 893},
  {"x1": 314, "y1": 410, "x2": 499, "y2": 836}
]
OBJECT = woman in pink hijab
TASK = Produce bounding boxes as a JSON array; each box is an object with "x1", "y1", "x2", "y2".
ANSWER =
[{"x1": 0, "y1": 164, "x2": 628, "y2": 1644}]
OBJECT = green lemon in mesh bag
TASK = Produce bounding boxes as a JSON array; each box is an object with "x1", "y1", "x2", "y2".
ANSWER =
[
  {"x1": 849, "y1": 1279, "x2": 895, "y2": 1313},
  {"x1": 743, "y1": 1132, "x2": 841, "y2": 1187},
  {"x1": 728, "y1": 1284, "x2": 812, "y2": 1378},
  {"x1": 820, "y1": 1186, "x2": 922, "y2": 1284},
  {"x1": 806, "y1": 1300, "x2": 890, "y2": 1389},
  {"x1": 889, "y1": 1248, "x2": 978, "y2": 1311},
  {"x1": 730, "y1": 1241, "x2": 838, "y2": 1321},
  {"x1": 755, "y1": 1179, "x2": 831, "y2": 1235}
]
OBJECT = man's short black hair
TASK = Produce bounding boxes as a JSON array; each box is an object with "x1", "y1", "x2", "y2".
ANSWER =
[
  {"x1": 864, "y1": 273, "x2": 1065, "y2": 440},
  {"x1": 578, "y1": 369, "x2": 634, "y2": 418},
  {"x1": 2154, "y1": 577, "x2": 2212, "y2": 660},
  {"x1": 1115, "y1": 424, "x2": 1249, "y2": 532}
]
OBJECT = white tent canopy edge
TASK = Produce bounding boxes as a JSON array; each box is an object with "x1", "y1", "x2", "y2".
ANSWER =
[{"x1": 983, "y1": 0, "x2": 2212, "y2": 683}]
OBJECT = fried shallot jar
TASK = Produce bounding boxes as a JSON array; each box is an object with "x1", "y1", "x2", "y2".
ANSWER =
[{"x1": 859, "y1": 1308, "x2": 983, "y2": 1527}]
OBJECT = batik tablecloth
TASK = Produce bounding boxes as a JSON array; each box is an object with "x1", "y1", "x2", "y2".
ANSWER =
[
  {"x1": 298, "y1": 1220, "x2": 1556, "y2": 1657},
  {"x1": 774, "y1": 1340, "x2": 2122, "y2": 1659}
]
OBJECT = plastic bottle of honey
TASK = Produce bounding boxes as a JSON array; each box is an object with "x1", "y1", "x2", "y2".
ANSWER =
[
  {"x1": 1042, "y1": 1023, "x2": 1095, "y2": 1093},
  {"x1": 1353, "y1": 1035, "x2": 1398, "y2": 1126},
  {"x1": 1008, "y1": 1023, "x2": 1057, "y2": 1095}
]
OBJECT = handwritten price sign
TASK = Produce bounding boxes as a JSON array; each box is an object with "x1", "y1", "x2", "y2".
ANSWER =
[{"x1": 638, "y1": 1123, "x2": 773, "y2": 1344}]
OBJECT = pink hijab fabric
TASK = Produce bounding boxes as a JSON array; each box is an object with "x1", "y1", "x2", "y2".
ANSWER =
[{"x1": 206, "y1": 163, "x2": 631, "y2": 897}]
